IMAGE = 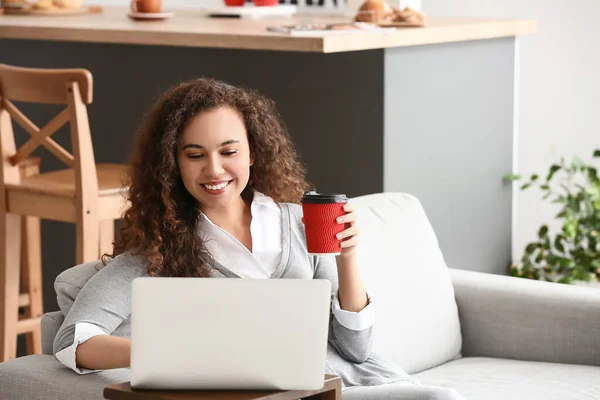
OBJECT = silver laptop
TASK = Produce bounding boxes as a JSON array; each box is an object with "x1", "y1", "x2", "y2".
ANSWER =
[{"x1": 130, "y1": 277, "x2": 331, "y2": 390}]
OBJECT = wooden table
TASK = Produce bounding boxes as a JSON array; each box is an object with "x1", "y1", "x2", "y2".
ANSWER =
[{"x1": 104, "y1": 374, "x2": 341, "y2": 400}]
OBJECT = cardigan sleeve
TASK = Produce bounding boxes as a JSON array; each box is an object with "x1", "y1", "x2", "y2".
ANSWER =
[
  {"x1": 53, "y1": 253, "x2": 148, "y2": 370},
  {"x1": 313, "y1": 254, "x2": 375, "y2": 363}
]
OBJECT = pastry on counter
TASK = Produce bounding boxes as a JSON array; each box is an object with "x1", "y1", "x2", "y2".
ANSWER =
[
  {"x1": 390, "y1": 6, "x2": 425, "y2": 24},
  {"x1": 1, "y1": 0, "x2": 27, "y2": 6},
  {"x1": 53, "y1": 0, "x2": 82, "y2": 7},
  {"x1": 31, "y1": 0, "x2": 82, "y2": 9},
  {"x1": 32, "y1": 0, "x2": 54, "y2": 9},
  {"x1": 354, "y1": 0, "x2": 426, "y2": 26},
  {"x1": 354, "y1": 0, "x2": 392, "y2": 23},
  {"x1": 1, "y1": 0, "x2": 28, "y2": 9}
]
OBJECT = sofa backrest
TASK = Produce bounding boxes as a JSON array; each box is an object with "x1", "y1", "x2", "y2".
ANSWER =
[{"x1": 351, "y1": 193, "x2": 462, "y2": 374}]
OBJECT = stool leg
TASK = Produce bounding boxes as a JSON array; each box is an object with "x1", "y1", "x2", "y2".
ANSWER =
[
  {"x1": 0, "y1": 209, "x2": 22, "y2": 361},
  {"x1": 76, "y1": 215, "x2": 100, "y2": 264},
  {"x1": 99, "y1": 220, "x2": 115, "y2": 259},
  {"x1": 21, "y1": 214, "x2": 42, "y2": 355}
]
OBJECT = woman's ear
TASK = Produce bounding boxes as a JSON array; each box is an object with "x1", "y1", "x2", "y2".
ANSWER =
[{"x1": 250, "y1": 153, "x2": 255, "y2": 167}]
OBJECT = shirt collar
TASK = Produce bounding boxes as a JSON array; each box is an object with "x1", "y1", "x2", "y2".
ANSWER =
[{"x1": 251, "y1": 190, "x2": 279, "y2": 211}]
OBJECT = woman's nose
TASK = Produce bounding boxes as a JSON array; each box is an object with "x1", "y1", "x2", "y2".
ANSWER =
[{"x1": 204, "y1": 156, "x2": 225, "y2": 177}]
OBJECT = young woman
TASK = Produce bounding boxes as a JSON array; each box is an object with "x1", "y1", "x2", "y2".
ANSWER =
[{"x1": 53, "y1": 78, "x2": 464, "y2": 400}]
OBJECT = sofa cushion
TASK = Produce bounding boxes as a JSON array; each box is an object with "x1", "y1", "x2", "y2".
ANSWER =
[
  {"x1": 415, "y1": 357, "x2": 600, "y2": 400},
  {"x1": 0, "y1": 355, "x2": 130, "y2": 400},
  {"x1": 350, "y1": 193, "x2": 462, "y2": 374}
]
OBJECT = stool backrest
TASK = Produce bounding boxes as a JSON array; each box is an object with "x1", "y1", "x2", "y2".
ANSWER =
[{"x1": 0, "y1": 64, "x2": 99, "y2": 199}]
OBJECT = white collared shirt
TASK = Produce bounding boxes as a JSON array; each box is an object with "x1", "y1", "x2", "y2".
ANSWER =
[
  {"x1": 200, "y1": 191, "x2": 281, "y2": 279},
  {"x1": 55, "y1": 191, "x2": 374, "y2": 374}
]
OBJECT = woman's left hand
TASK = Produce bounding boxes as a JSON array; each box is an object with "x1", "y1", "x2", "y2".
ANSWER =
[{"x1": 336, "y1": 203, "x2": 360, "y2": 258}]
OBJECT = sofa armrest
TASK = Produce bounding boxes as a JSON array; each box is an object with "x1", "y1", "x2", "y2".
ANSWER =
[
  {"x1": 41, "y1": 311, "x2": 64, "y2": 356},
  {"x1": 450, "y1": 268, "x2": 600, "y2": 366}
]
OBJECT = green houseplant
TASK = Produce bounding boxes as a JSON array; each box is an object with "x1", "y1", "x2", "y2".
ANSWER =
[{"x1": 504, "y1": 149, "x2": 600, "y2": 284}]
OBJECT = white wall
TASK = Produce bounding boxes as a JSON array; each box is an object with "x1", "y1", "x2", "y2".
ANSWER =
[{"x1": 424, "y1": 0, "x2": 600, "y2": 264}]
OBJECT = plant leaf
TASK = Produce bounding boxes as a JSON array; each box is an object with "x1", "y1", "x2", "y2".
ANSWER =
[
  {"x1": 572, "y1": 156, "x2": 585, "y2": 171},
  {"x1": 568, "y1": 195, "x2": 581, "y2": 213},
  {"x1": 558, "y1": 257, "x2": 574, "y2": 268},
  {"x1": 586, "y1": 186, "x2": 600, "y2": 198},
  {"x1": 503, "y1": 173, "x2": 521, "y2": 181},
  {"x1": 525, "y1": 243, "x2": 539, "y2": 255},
  {"x1": 563, "y1": 220, "x2": 578, "y2": 238},
  {"x1": 588, "y1": 167, "x2": 598, "y2": 182},
  {"x1": 538, "y1": 225, "x2": 549, "y2": 238},
  {"x1": 558, "y1": 276, "x2": 573, "y2": 284},
  {"x1": 594, "y1": 149, "x2": 600, "y2": 158},
  {"x1": 554, "y1": 235, "x2": 565, "y2": 253},
  {"x1": 531, "y1": 174, "x2": 539, "y2": 181},
  {"x1": 556, "y1": 210, "x2": 568, "y2": 219},
  {"x1": 535, "y1": 251, "x2": 545, "y2": 263},
  {"x1": 521, "y1": 183, "x2": 532, "y2": 190},
  {"x1": 546, "y1": 165, "x2": 561, "y2": 181},
  {"x1": 560, "y1": 183, "x2": 571, "y2": 194},
  {"x1": 508, "y1": 265, "x2": 520, "y2": 277}
]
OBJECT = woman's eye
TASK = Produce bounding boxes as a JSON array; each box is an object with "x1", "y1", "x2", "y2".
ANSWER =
[
  {"x1": 222, "y1": 150, "x2": 238, "y2": 156},
  {"x1": 188, "y1": 154, "x2": 204, "y2": 159}
]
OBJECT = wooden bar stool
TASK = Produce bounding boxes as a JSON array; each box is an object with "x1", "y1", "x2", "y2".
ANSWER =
[{"x1": 0, "y1": 64, "x2": 129, "y2": 361}]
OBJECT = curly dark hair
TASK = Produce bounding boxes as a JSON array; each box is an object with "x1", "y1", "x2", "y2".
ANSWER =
[{"x1": 105, "y1": 78, "x2": 312, "y2": 277}]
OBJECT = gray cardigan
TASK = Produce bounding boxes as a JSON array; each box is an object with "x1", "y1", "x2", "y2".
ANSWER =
[{"x1": 53, "y1": 203, "x2": 415, "y2": 389}]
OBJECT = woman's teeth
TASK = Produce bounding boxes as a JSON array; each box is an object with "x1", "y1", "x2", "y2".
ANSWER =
[{"x1": 203, "y1": 181, "x2": 229, "y2": 191}]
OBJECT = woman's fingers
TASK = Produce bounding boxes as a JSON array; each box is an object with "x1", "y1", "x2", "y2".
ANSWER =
[
  {"x1": 337, "y1": 203, "x2": 360, "y2": 251},
  {"x1": 337, "y1": 211, "x2": 357, "y2": 225},
  {"x1": 336, "y1": 225, "x2": 359, "y2": 240},
  {"x1": 340, "y1": 233, "x2": 360, "y2": 248}
]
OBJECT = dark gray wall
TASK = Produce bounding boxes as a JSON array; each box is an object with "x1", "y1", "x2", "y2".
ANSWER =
[{"x1": 383, "y1": 37, "x2": 515, "y2": 275}]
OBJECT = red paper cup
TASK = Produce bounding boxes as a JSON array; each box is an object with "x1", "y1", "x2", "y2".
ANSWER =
[{"x1": 301, "y1": 191, "x2": 348, "y2": 256}]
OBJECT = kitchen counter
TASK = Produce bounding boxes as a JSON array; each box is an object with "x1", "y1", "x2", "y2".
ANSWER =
[{"x1": 0, "y1": 6, "x2": 535, "y2": 53}]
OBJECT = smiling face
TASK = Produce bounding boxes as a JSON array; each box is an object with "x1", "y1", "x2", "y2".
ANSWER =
[{"x1": 177, "y1": 106, "x2": 253, "y2": 212}]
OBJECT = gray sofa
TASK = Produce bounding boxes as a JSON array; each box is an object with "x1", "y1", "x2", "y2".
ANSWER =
[{"x1": 1, "y1": 193, "x2": 599, "y2": 399}]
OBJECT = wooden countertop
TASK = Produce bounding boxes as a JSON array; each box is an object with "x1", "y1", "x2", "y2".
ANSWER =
[{"x1": 0, "y1": 6, "x2": 536, "y2": 53}]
